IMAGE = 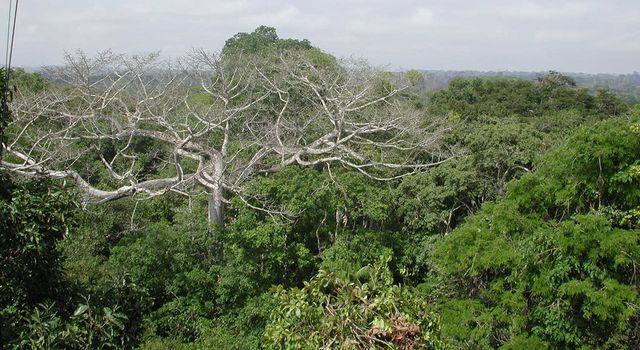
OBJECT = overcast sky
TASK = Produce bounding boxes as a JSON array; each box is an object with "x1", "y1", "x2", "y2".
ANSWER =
[{"x1": 8, "y1": 0, "x2": 640, "y2": 73}]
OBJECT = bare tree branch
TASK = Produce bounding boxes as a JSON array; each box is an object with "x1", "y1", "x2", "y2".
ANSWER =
[{"x1": 2, "y1": 50, "x2": 454, "y2": 225}]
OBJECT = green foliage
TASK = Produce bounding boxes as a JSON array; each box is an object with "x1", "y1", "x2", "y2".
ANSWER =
[
  {"x1": 190, "y1": 293, "x2": 277, "y2": 349},
  {"x1": 51, "y1": 82, "x2": 636, "y2": 348},
  {"x1": 223, "y1": 26, "x2": 313, "y2": 56},
  {"x1": 464, "y1": 116, "x2": 543, "y2": 180},
  {"x1": 396, "y1": 157, "x2": 483, "y2": 234},
  {"x1": 434, "y1": 210, "x2": 639, "y2": 349},
  {"x1": 139, "y1": 294, "x2": 276, "y2": 349},
  {"x1": 10, "y1": 67, "x2": 50, "y2": 94},
  {"x1": 508, "y1": 117, "x2": 640, "y2": 223},
  {"x1": 304, "y1": 47, "x2": 338, "y2": 68},
  {"x1": 103, "y1": 218, "x2": 219, "y2": 337},
  {"x1": 5, "y1": 27, "x2": 639, "y2": 349},
  {"x1": 0, "y1": 175, "x2": 138, "y2": 348},
  {"x1": 430, "y1": 117, "x2": 640, "y2": 349},
  {"x1": 264, "y1": 255, "x2": 443, "y2": 349},
  {"x1": 17, "y1": 301, "x2": 128, "y2": 349},
  {"x1": 405, "y1": 70, "x2": 424, "y2": 86},
  {"x1": 63, "y1": 200, "x2": 284, "y2": 346},
  {"x1": 426, "y1": 74, "x2": 630, "y2": 216},
  {"x1": 1, "y1": 68, "x2": 49, "y2": 152},
  {"x1": 240, "y1": 166, "x2": 395, "y2": 232},
  {"x1": 0, "y1": 176, "x2": 79, "y2": 343},
  {"x1": 319, "y1": 230, "x2": 400, "y2": 279},
  {"x1": 429, "y1": 73, "x2": 625, "y2": 120}
]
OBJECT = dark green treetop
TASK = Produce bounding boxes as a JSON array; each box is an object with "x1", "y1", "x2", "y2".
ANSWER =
[{"x1": 222, "y1": 26, "x2": 313, "y2": 56}]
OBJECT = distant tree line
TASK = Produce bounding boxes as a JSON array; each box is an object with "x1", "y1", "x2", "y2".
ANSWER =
[{"x1": 411, "y1": 70, "x2": 640, "y2": 104}]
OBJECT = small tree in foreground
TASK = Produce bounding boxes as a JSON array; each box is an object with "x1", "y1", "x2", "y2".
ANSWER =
[{"x1": 264, "y1": 255, "x2": 443, "y2": 349}]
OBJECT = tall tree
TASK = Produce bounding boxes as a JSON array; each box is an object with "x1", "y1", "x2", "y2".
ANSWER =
[{"x1": 1, "y1": 36, "x2": 450, "y2": 226}]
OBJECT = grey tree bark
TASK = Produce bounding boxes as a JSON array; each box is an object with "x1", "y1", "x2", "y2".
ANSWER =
[{"x1": 207, "y1": 186, "x2": 225, "y2": 226}]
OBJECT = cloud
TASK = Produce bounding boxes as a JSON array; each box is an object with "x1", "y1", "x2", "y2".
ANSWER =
[
  {"x1": 239, "y1": 5, "x2": 328, "y2": 30},
  {"x1": 409, "y1": 8, "x2": 434, "y2": 26},
  {"x1": 492, "y1": 1, "x2": 601, "y2": 21},
  {"x1": 123, "y1": 0, "x2": 250, "y2": 17},
  {"x1": 8, "y1": 0, "x2": 640, "y2": 73}
]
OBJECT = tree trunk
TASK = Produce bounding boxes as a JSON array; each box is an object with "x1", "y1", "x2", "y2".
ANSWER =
[{"x1": 207, "y1": 185, "x2": 224, "y2": 226}]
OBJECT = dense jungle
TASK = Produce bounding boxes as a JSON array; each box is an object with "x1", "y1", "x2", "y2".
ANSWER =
[{"x1": 1, "y1": 27, "x2": 640, "y2": 349}]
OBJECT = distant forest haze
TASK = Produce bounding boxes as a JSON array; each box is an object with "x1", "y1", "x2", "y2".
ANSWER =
[
  {"x1": 413, "y1": 70, "x2": 640, "y2": 104},
  {"x1": 1, "y1": 27, "x2": 640, "y2": 349}
]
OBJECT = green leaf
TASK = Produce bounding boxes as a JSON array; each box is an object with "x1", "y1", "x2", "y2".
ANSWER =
[{"x1": 73, "y1": 304, "x2": 89, "y2": 317}]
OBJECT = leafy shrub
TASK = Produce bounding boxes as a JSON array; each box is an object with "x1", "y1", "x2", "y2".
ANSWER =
[{"x1": 264, "y1": 255, "x2": 443, "y2": 349}]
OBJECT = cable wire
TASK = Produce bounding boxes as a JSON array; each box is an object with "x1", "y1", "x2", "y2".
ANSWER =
[
  {"x1": 2, "y1": 0, "x2": 18, "y2": 144},
  {"x1": 4, "y1": 0, "x2": 16, "y2": 86},
  {"x1": 7, "y1": 0, "x2": 17, "y2": 74},
  {"x1": 4, "y1": 0, "x2": 12, "y2": 70}
]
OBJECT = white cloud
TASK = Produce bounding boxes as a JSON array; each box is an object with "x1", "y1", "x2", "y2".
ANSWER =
[
  {"x1": 7, "y1": 0, "x2": 640, "y2": 73},
  {"x1": 123, "y1": 0, "x2": 250, "y2": 17},
  {"x1": 409, "y1": 8, "x2": 434, "y2": 26},
  {"x1": 239, "y1": 5, "x2": 328, "y2": 30},
  {"x1": 492, "y1": 1, "x2": 601, "y2": 21}
]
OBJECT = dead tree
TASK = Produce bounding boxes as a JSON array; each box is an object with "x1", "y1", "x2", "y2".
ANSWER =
[{"x1": 1, "y1": 50, "x2": 451, "y2": 226}]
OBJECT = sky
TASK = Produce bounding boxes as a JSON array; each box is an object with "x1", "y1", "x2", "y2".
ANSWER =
[{"x1": 7, "y1": 0, "x2": 640, "y2": 74}]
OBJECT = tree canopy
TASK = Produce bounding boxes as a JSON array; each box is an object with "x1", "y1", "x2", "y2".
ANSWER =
[
  {"x1": 2, "y1": 26, "x2": 639, "y2": 349},
  {"x1": 431, "y1": 117, "x2": 640, "y2": 349},
  {"x1": 2, "y1": 31, "x2": 450, "y2": 226}
]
